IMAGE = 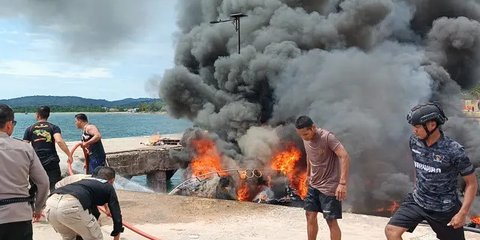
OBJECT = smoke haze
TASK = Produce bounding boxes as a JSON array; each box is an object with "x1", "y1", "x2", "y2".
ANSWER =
[{"x1": 160, "y1": 0, "x2": 480, "y2": 212}]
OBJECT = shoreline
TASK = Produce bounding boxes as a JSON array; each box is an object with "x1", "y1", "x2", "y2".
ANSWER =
[{"x1": 25, "y1": 111, "x2": 168, "y2": 115}]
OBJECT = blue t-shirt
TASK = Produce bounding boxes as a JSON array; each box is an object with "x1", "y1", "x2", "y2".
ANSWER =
[{"x1": 410, "y1": 134, "x2": 474, "y2": 212}]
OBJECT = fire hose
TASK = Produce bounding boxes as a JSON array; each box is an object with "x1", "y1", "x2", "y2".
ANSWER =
[{"x1": 69, "y1": 144, "x2": 161, "y2": 240}]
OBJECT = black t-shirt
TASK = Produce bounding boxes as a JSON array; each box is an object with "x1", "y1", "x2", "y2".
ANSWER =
[
  {"x1": 23, "y1": 121, "x2": 61, "y2": 169},
  {"x1": 53, "y1": 178, "x2": 123, "y2": 236}
]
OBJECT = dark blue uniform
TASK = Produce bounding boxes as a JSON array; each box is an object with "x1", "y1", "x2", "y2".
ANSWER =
[
  {"x1": 389, "y1": 133, "x2": 475, "y2": 240},
  {"x1": 410, "y1": 135, "x2": 474, "y2": 212}
]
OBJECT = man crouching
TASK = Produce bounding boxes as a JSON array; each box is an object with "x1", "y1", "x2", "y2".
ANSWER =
[{"x1": 45, "y1": 167, "x2": 123, "y2": 240}]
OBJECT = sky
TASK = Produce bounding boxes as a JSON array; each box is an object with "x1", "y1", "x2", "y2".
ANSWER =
[{"x1": 0, "y1": 1, "x2": 177, "y2": 101}]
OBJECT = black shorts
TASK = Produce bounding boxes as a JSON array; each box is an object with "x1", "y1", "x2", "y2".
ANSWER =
[
  {"x1": 388, "y1": 193, "x2": 464, "y2": 240},
  {"x1": 0, "y1": 221, "x2": 33, "y2": 240},
  {"x1": 304, "y1": 186, "x2": 342, "y2": 219}
]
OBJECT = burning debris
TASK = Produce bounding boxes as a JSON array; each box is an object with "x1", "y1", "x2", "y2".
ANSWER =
[
  {"x1": 468, "y1": 216, "x2": 480, "y2": 227},
  {"x1": 270, "y1": 144, "x2": 308, "y2": 199},
  {"x1": 161, "y1": 0, "x2": 480, "y2": 215},
  {"x1": 375, "y1": 201, "x2": 400, "y2": 217},
  {"x1": 190, "y1": 138, "x2": 225, "y2": 178},
  {"x1": 169, "y1": 128, "x2": 306, "y2": 204}
]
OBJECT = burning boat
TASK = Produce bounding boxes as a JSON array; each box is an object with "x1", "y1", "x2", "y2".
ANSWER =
[{"x1": 169, "y1": 128, "x2": 307, "y2": 206}]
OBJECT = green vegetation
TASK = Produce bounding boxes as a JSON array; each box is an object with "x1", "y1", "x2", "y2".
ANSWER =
[
  {"x1": 13, "y1": 105, "x2": 105, "y2": 113},
  {"x1": 138, "y1": 100, "x2": 167, "y2": 112},
  {"x1": 3, "y1": 96, "x2": 167, "y2": 113}
]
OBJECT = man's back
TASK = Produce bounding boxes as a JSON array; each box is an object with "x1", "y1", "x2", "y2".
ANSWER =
[
  {"x1": 0, "y1": 132, "x2": 49, "y2": 224},
  {"x1": 23, "y1": 122, "x2": 61, "y2": 168},
  {"x1": 55, "y1": 174, "x2": 91, "y2": 189},
  {"x1": 53, "y1": 178, "x2": 123, "y2": 235}
]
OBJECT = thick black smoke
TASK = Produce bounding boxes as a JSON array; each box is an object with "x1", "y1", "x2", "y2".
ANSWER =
[{"x1": 160, "y1": 0, "x2": 480, "y2": 213}]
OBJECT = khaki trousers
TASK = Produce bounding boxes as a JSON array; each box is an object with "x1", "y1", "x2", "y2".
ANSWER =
[{"x1": 45, "y1": 194, "x2": 103, "y2": 240}]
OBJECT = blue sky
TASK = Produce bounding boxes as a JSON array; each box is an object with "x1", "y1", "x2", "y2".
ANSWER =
[{"x1": 0, "y1": 2, "x2": 177, "y2": 101}]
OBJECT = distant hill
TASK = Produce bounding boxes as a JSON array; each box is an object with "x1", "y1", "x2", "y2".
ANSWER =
[{"x1": 0, "y1": 96, "x2": 158, "y2": 108}]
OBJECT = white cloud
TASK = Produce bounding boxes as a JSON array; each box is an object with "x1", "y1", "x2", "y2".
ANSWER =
[{"x1": 0, "y1": 60, "x2": 112, "y2": 79}]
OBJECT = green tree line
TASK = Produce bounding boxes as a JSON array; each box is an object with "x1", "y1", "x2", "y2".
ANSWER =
[
  {"x1": 13, "y1": 105, "x2": 105, "y2": 113},
  {"x1": 12, "y1": 101, "x2": 167, "y2": 113},
  {"x1": 137, "y1": 101, "x2": 167, "y2": 112}
]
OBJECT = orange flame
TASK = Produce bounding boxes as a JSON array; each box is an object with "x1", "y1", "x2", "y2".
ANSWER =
[
  {"x1": 471, "y1": 216, "x2": 480, "y2": 225},
  {"x1": 376, "y1": 201, "x2": 400, "y2": 215},
  {"x1": 191, "y1": 139, "x2": 225, "y2": 178},
  {"x1": 297, "y1": 172, "x2": 308, "y2": 198},
  {"x1": 237, "y1": 182, "x2": 250, "y2": 201},
  {"x1": 271, "y1": 145, "x2": 302, "y2": 176},
  {"x1": 387, "y1": 201, "x2": 400, "y2": 214},
  {"x1": 270, "y1": 145, "x2": 307, "y2": 199}
]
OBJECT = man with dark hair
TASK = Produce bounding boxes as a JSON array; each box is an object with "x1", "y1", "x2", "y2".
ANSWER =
[
  {"x1": 0, "y1": 104, "x2": 49, "y2": 240},
  {"x1": 24, "y1": 106, "x2": 73, "y2": 190},
  {"x1": 385, "y1": 103, "x2": 478, "y2": 240},
  {"x1": 74, "y1": 113, "x2": 106, "y2": 174},
  {"x1": 295, "y1": 115, "x2": 350, "y2": 240},
  {"x1": 45, "y1": 166, "x2": 123, "y2": 240}
]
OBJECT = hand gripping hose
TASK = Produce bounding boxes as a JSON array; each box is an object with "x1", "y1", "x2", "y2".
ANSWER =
[{"x1": 69, "y1": 144, "x2": 161, "y2": 240}]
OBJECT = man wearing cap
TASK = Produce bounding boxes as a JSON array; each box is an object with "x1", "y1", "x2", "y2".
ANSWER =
[{"x1": 385, "y1": 103, "x2": 478, "y2": 240}]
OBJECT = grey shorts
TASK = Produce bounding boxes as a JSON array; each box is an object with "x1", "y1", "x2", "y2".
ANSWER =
[{"x1": 304, "y1": 186, "x2": 342, "y2": 219}]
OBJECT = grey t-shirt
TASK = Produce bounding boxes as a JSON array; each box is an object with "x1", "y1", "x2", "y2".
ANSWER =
[
  {"x1": 410, "y1": 134, "x2": 474, "y2": 212},
  {"x1": 304, "y1": 128, "x2": 342, "y2": 196}
]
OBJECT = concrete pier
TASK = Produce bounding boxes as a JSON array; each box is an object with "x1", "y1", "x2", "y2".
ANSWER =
[
  {"x1": 106, "y1": 147, "x2": 180, "y2": 192},
  {"x1": 66, "y1": 134, "x2": 183, "y2": 192}
]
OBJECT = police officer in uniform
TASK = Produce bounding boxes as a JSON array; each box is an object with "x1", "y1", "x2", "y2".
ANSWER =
[{"x1": 0, "y1": 104, "x2": 49, "y2": 240}]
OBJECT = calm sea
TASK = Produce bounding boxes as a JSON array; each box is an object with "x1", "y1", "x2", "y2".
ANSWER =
[
  {"x1": 12, "y1": 112, "x2": 191, "y2": 141},
  {"x1": 13, "y1": 112, "x2": 191, "y2": 191}
]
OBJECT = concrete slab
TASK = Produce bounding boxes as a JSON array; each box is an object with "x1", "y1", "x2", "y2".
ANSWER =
[{"x1": 33, "y1": 191, "x2": 480, "y2": 240}]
